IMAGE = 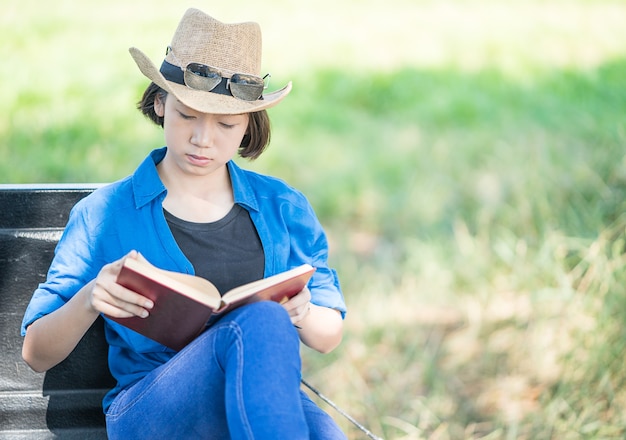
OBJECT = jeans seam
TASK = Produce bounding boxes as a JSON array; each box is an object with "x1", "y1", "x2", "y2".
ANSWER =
[{"x1": 218, "y1": 322, "x2": 254, "y2": 439}]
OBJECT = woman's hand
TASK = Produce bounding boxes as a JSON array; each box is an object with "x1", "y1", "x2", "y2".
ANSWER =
[
  {"x1": 280, "y1": 286, "x2": 312, "y2": 326},
  {"x1": 23, "y1": 250, "x2": 152, "y2": 373},
  {"x1": 280, "y1": 287, "x2": 343, "y2": 353},
  {"x1": 88, "y1": 251, "x2": 154, "y2": 319}
]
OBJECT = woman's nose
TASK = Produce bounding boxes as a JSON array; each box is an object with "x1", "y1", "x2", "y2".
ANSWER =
[{"x1": 191, "y1": 121, "x2": 215, "y2": 148}]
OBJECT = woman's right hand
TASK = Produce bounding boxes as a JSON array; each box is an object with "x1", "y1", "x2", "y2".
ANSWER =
[{"x1": 88, "y1": 250, "x2": 154, "y2": 319}]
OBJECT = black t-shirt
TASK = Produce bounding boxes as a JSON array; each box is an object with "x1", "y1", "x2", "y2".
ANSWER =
[{"x1": 164, "y1": 204, "x2": 265, "y2": 295}]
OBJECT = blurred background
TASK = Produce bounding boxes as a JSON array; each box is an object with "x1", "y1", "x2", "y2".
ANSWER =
[{"x1": 3, "y1": 0, "x2": 626, "y2": 438}]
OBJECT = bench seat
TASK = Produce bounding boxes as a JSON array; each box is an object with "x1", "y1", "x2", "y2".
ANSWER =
[{"x1": 0, "y1": 185, "x2": 113, "y2": 439}]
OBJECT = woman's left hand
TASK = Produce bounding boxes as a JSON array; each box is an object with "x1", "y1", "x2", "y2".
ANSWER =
[
  {"x1": 281, "y1": 287, "x2": 312, "y2": 326},
  {"x1": 281, "y1": 287, "x2": 343, "y2": 353}
]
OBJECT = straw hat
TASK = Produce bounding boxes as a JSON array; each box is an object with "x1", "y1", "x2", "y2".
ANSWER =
[{"x1": 129, "y1": 8, "x2": 291, "y2": 115}]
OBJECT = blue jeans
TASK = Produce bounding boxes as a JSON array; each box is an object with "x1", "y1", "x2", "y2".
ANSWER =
[{"x1": 105, "y1": 301, "x2": 346, "y2": 439}]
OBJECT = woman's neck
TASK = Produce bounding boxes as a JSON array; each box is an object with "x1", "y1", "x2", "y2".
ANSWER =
[{"x1": 157, "y1": 161, "x2": 235, "y2": 223}]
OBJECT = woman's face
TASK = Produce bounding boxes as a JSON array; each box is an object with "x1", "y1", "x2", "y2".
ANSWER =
[{"x1": 155, "y1": 95, "x2": 249, "y2": 178}]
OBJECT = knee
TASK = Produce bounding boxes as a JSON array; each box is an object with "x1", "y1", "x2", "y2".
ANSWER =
[
  {"x1": 209, "y1": 301, "x2": 301, "y2": 369},
  {"x1": 232, "y1": 301, "x2": 297, "y2": 339},
  {"x1": 242, "y1": 300, "x2": 292, "y2": 326}
]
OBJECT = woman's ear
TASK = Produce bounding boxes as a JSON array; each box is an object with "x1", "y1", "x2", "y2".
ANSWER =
[{"x1": 154, "y1": 94, "x2": 165, "y2": 117}]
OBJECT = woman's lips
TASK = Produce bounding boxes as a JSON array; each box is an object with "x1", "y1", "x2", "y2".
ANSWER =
[{"x1": 187, "y1": 154, "x2": 212, "y2": 166}]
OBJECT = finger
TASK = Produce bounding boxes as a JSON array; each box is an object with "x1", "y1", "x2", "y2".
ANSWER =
[
  {"x1": 92, "y1": 281, "x2": 152, "y2": 318},
  {"x1": 291, "y1": 302, "x2": 312, "y2": 327},
  {"x1": 91, "y1": 272, "x2": 153, "y2": 318},
  {"x1": 93, "y1": 299, "x2": 140, "y2": 319},
  {"x1": 132, "y1": 251, "x2": 149, "y2": 264},
  {"x1": 283, "y1": 287, "x2": 311, "y2": 310}
]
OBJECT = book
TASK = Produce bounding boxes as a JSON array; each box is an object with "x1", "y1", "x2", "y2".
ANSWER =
[{"x1": 109, "y1": 257, "x2": 315, "y2": 351}]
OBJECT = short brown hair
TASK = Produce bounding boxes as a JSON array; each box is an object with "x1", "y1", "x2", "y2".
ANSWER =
[{"x1": 137, "y1": 82, "x2": 271, "y2": 159}]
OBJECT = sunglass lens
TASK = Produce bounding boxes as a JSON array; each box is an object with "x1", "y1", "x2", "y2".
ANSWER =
[
  {"x1": 184, "y1": 63, "x2": 222, "y2": 91},
  {"x1": 188, "y1": 63, "x2": 220, "y2": 79},
  {"x1": 229, "y1": 73, "x2": 264, "y2": 101}
]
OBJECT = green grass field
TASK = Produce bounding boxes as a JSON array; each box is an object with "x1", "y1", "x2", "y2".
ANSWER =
[{"x1": 4, "y1": 0, "x2": 626, "y2": 438}]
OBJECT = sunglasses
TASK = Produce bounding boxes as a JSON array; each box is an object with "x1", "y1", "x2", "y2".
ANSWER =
[{"x1": 167, "y1": 47, "x2": 270, "y2": 101}]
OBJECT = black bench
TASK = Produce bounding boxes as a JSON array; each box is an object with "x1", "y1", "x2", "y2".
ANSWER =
[{"x1": 0, "y1": 184, "x2": 114, "y2": 439}]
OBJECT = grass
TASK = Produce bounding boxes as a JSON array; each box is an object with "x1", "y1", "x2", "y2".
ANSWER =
[{"x1": 3, "y1": 0, "x2": 626, "y2": 438}]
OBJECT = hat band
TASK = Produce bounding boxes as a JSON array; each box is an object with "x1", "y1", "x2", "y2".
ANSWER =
[{"x1": 160, "y1": 60, "x2": 232, "y2": 97}]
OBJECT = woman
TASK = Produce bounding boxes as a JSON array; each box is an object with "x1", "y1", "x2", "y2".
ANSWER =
[{"x1": 21, "y1": 9, "x2": 347, "y2": 439}]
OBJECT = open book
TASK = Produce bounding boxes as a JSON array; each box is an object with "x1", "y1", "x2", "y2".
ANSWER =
[{"x1": 108, "y1": 257, "x2": 315, "y2": 350}]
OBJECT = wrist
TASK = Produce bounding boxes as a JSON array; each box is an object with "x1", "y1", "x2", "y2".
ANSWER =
[
  {"x1": 79, "y1": 280, "x2": 100, "y2": 316},
  {"x1": 294, "y1": 302, "x2": 312, "y2": 330}
]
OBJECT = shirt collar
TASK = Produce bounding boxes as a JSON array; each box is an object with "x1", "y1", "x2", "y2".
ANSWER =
[
  {"x1": 131, "y1": 148, "x2": 260, "y2": 212},
  {"x1": 228, "y1": 160, "x2": 260, "y2": 212},
  {"x1": 131, "y1": 148, "x2": 168, "y2": 209}
]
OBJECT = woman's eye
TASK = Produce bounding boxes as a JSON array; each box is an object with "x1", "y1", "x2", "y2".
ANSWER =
[
  {"x1": 178, "y1": 111, "x2": 194, "y2": 120},
  {"x1": 220, "y1": 122, "x2": 235, "y2": 129}
]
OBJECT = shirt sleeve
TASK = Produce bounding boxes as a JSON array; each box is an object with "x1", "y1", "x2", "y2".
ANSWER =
[
  {"x1": 284, "y1": 193, "x2": 347, "y2": 318},
  {"x1": 21, "y1": 199, "x2": 102, "y2": 335}
]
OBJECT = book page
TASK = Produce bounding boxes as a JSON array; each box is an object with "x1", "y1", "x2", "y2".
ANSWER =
[{"x1": 222, "y1": 264, "x2": 315, "y2": 304}]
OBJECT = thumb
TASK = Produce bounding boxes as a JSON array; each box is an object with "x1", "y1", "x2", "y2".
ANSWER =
[{"x1": 133, "y1": 251, "x2": 150, "y2": 264}]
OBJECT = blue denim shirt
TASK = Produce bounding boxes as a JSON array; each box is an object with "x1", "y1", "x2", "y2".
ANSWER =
[{"x1": 21, "y1": 147, "x2": 346, "y2": 411}]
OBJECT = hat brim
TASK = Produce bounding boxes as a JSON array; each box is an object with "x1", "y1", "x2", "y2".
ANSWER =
[{"x1": 129, "y1": 47, "x2": 291, "y2": 115}]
